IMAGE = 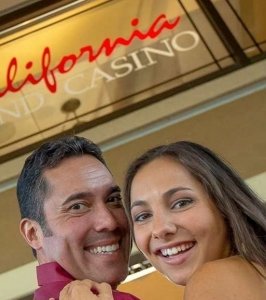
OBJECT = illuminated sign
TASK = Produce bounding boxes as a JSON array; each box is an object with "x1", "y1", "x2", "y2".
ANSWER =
[
  {"x1": 0, "y1": 14, "x2": 180, "y2": 98},
  {"x1": 0, "y1": 28, "x2": 200, "y2": 123},
  {"x1": 65, "y1": 30, "x2": 200, "y2": 94}
]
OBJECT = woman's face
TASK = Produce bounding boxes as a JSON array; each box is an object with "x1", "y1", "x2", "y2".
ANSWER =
[{"x1": 130, "y1": 156, "x2": 231, "y2": 285}]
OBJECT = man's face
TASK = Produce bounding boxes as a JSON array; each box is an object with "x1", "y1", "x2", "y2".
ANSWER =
[{"x1": 38, "y1": 155, "x2": 130, "y2": 287}]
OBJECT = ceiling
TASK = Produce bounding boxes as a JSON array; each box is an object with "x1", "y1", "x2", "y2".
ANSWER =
[
  {"x1": 1, "y1": 0, "x2": 265, "y2": 163},
  {"x1": 0, "y1": 0, "x2": 30, "y2": 12}
]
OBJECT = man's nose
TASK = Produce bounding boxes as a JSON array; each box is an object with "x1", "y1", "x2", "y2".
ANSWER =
[{"x1": 93, "y1": 204, "x2": 118, "y2": 232}]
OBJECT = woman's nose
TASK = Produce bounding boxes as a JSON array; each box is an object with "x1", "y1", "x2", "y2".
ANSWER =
[{"x1": 151, "y1": 214, "x2": 177, "y2": 239}]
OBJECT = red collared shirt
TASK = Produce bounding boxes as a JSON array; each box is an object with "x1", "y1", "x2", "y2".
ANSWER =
[{"x1": 34, "y1": 262, "x2": 140, "y2": 300}]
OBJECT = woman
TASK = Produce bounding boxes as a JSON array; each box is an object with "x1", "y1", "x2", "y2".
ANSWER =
[
  {"x1": 59, "y1": 141, "x2": 266, "y2": 299},
  {"x1": 124, "y1": 141, "x2": 266, "y2": 299}
]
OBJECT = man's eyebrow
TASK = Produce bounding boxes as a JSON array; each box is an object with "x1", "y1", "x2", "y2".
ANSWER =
[
  {"x1": 110, "y1": 185, "x2": 121, "y2": 194},
  {"x1": 62, "y1": 185, "x2": 121, "y2": 206},
  {"x1": 62, "y1": 191, "x2": 94, "y2": 206}
]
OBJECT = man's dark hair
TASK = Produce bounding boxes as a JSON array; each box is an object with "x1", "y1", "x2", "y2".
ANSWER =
[{"x1": 17, "y1": 135, "x2": 106, "y2": 255}]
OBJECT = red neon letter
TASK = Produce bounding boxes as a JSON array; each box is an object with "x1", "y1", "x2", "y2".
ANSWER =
[{"x1": 0, "y1": 14, "x2": 181, "y2": 97}]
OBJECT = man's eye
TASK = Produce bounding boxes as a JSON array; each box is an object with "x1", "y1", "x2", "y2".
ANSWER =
[
  {"x1": 71, "y1": 203, "x2": 83, "y2": 210},
  {"x1": 172, "y1": 198, "x2": 193, "y2": 209},
  {"x1": 69, "y1": 203, "x2": 88, "y2": 213},
  {"x1": 108, "y1": 194, "x2": 122, "y2": 206}
]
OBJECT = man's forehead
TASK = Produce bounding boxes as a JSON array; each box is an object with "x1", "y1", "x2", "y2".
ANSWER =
[
  {"x1": 42, "y1": 155, "x2": 115, "y2": 196},
  {"x1": 43, "y1": 155, "x2": 108, "y2": 174}
]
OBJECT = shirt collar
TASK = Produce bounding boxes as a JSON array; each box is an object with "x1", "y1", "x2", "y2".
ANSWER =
[{"x1": 37, "y1": 262, "x2": 74, "y2": 286}]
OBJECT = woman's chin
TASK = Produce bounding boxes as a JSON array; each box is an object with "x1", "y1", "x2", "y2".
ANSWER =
[{"x1": 166, "y1": 273, "x2": 189, "y2": 286}]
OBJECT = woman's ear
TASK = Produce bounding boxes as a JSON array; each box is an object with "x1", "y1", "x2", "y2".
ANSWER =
[{"x1": 20, "y1": 218, "x2": 44, "y2": 251}]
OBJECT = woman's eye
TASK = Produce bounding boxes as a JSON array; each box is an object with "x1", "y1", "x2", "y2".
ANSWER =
[
  {"x1": 133, "y1": 212, "x2": 151, "y2": 223},
  {"x1": 172, "y1": 198, "x2": 193, "y2": 209}
]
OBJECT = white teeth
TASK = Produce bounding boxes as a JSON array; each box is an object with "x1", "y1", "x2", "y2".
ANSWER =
[
  {"x1": 161, "y1": 249, "x2": 167, "y2": 256},
  {"x1": 172, "y1": 248, "x2": 178, "y2": 255},
  {"x1": 160, "y1": 242, "x2": 194, "y2": 257},
  {"x1": 89, "y1": 243, "x2": 119, "y2": 254}
]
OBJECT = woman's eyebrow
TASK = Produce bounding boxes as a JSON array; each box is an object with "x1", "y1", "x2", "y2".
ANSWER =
[
  {"x1": 130, "y1": 187, "x2": 193, "y2": 210},
  {"x1": 163, "y1": 187, "x2": 192, "y2": 199},
  {"x1": 130, "y1": 200, "x2": 147, "y2": 210}
]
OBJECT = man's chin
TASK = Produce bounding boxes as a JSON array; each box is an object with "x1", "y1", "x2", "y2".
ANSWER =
[{"x1": 98, "y1": 269, "x2": 129, "y2": 288}]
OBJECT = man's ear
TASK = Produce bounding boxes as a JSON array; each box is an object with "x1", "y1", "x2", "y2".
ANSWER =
[{"x1": 20, "y1": 218, "x2": 44, "y2": 251}]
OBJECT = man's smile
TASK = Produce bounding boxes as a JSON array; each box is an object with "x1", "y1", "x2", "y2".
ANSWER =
[{"x1": 88, "y1": 243, "x2": 120, "y2": 254}]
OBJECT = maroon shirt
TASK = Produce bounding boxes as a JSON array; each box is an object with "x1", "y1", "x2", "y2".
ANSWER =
[{"x1": 34, "y1": 262, "x2": 140, "y2": 300}]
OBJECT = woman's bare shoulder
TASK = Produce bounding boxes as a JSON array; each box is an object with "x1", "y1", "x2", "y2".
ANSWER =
[{"x1": 184, "y1": 256, "x2": 266, "y2": 300}]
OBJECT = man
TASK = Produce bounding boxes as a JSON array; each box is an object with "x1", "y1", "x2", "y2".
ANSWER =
[{"x1": 17, "y1": 135, "x2": 139, "y2": 300}]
